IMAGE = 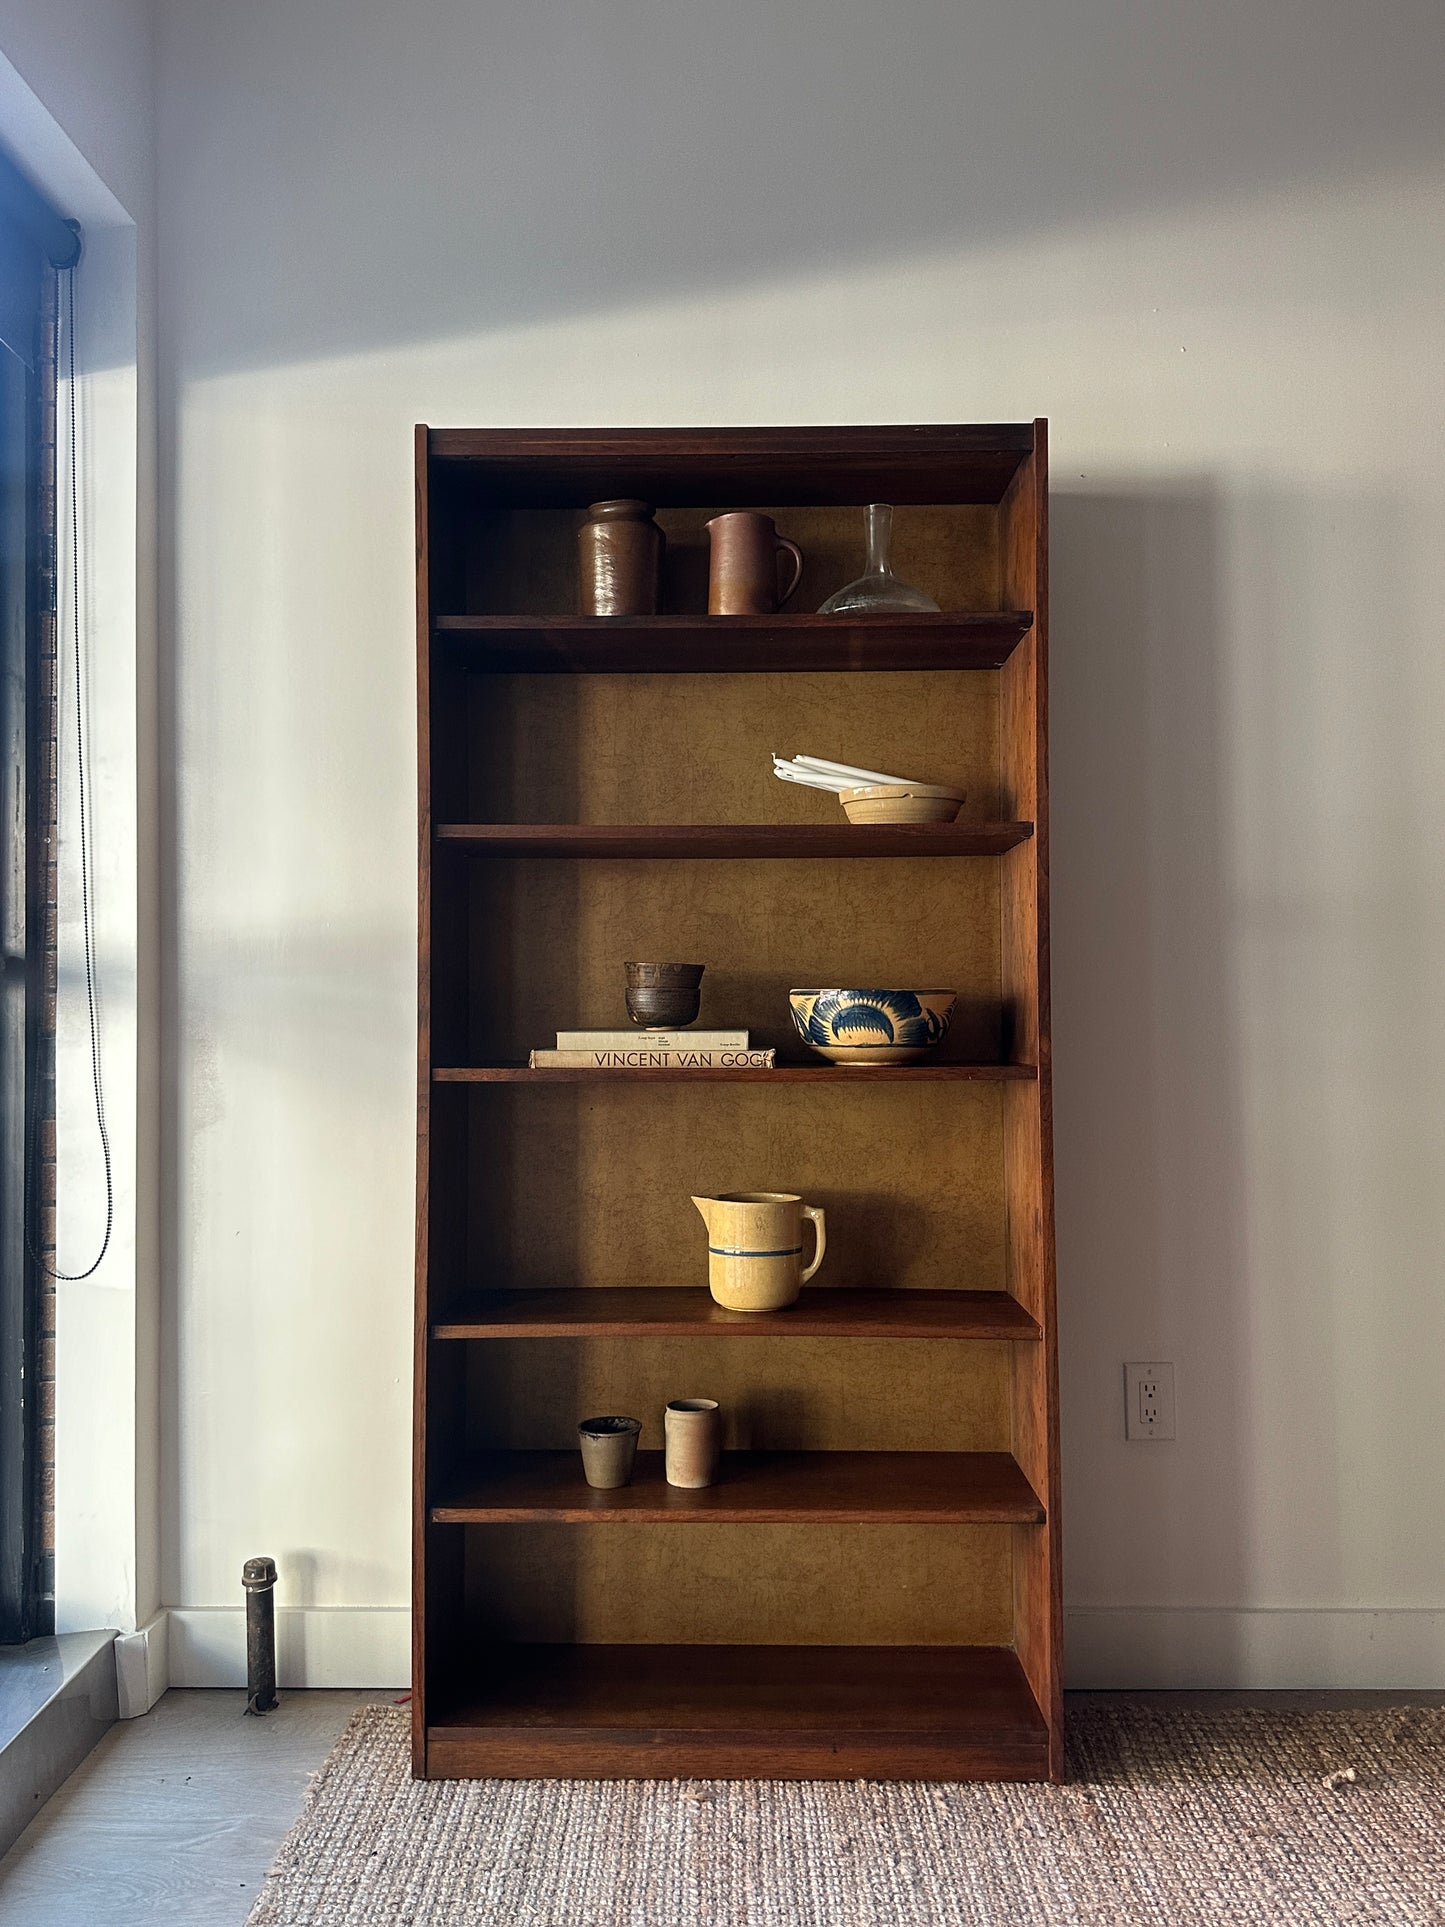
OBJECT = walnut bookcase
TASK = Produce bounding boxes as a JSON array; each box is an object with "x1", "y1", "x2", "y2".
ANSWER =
[{"x1": 415, "y1": 424, "x2": 1061, "y2": 1781}]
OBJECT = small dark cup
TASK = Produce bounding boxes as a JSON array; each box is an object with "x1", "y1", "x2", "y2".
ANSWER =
[
  {"x1": 578, "y1": 1415, "x2": 642, "y2": 1490},
  {"x1": 624, "y1": 961, "x2": 705, "y2": 1030}
]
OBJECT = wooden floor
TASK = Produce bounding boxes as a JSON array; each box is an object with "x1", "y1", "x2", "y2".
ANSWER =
[
  {"x1": 0, "y1": 1688, "x2": 394, "y2": 1927},
  {"x1": 2, "y1": 1687, "x2": 1441, "y2": 1926}
]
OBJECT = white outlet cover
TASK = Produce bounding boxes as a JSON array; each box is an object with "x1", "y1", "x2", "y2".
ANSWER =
[{"x1": 1124, "y1": 1361, "x2": 1176, "y2": 1440}]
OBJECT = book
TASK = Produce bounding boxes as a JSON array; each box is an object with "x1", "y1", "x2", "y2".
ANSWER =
[
  {"x1": 555, "y1": 1028, "x2": 749, "y2": 1051},
  {"x1": 529, "y1": 1047, "x2": 775, "y2": 1070}
]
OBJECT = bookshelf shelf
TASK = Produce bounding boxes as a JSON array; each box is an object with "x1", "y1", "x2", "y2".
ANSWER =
[
  {"x1": 433, "y1": 1063, "x2": 1036, "y2": 1084},
  {"x1": 434, "y1": 822, "x2": 1034, "y2": 859},
  {"x1": 431, "y1": 1450, "x2": 1045, "y2": 1525},
  {"x1": 432, "y1": 1287, "x2": 1043, "y2": 1341},
  {"x1": 435, "y1": 611, "x2": 1032, "y2": 674}
]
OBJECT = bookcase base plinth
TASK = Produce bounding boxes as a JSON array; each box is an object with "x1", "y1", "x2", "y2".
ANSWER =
[{"x1": 424, "y1": 1644, "x2": 1054, "y2": 1783}]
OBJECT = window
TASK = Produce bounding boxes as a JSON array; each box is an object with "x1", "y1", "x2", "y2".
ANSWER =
[{"x1": 0, "y1": 144, "x2": 72, "y2": 1643}]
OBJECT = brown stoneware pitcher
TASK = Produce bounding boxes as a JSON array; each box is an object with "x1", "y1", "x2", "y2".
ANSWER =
[{"x1": 705, "y1": 512, "x2": 804, "y2": 615}]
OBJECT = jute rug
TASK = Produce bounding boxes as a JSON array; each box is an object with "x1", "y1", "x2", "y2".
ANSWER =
[{"x1": 245, "y1": 1703, "x2": 1445, "y2": 1926}]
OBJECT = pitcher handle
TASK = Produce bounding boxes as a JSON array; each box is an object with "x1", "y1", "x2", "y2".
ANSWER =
[
  {"x1": 800, "y1": 1204, "x2": 826, "y2": 1283},
  {"x1": 776, "y1": 538, "x2": 804, "y2": 609}
]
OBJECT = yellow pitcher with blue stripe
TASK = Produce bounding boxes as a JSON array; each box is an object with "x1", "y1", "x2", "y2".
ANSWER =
[{"x1": 691, "y1": 1191, "x2": 827, "y2": 1311}]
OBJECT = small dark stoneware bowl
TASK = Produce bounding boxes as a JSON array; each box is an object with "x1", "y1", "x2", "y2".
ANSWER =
[{"x1": 624, "y1": 961, "x2": 705, "y2": 1029}]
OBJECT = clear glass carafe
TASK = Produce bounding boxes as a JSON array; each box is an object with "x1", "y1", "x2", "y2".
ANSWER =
[{"x1": 817, "y1": 503, "x2": 940, "y2": 615}]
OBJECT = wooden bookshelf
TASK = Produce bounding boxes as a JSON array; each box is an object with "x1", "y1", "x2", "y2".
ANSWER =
[{"x1": 415, "y1": 424, "x2": 1061, "y2": 1781}]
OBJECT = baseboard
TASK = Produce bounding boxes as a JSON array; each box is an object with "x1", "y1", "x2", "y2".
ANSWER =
[
  {"x1": 114, "y1": 1611, "x2": 170, "y2": 1718},
  {"x1": 165, "y1": 1604, "x2": 1444, "y2": 1693},
  {"x1": 167, "y1": 1606, "x2": 409, "y2": 1689},
  {"x1": 1066, "y1": 1607, "x2": 1445, "y2": 1689}
]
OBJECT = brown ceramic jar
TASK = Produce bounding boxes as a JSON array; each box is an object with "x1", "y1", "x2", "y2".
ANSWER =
[
  {"x1": 664, "y1": 1400, "x2": 722, "y2": 1489},
  {"x1": 578, "y1": 499, "x2": 664, "y2": 615}
]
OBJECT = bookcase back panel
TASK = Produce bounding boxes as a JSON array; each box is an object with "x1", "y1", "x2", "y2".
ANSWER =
[
  {"x1": 459, "y1": 504, "x2": 1001, "y2": 619},
  {"x1": 464, "y1": 1082, "x2": 1007, "y2": 1293},
  {"x1": 462, "y1": 1523, "x2": 1013, "y2": 1645},
  {"x1": 464, "y1": 669, "x2": 999, "y2": 827},
  {"x1": 464, "y1": 1337, "x2": 1010, "y2": 1454},
  {"x1": 465, "y1": 856, "x2": 1002, "y2": 1060}
]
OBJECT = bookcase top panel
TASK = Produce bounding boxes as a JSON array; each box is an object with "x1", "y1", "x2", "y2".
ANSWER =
[{"x1": 424, "y1": 424, "x2": 1039, "y2": 508}]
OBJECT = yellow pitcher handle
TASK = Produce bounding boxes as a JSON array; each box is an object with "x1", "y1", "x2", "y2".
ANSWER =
[{"x1": 800, "y1": 1204, "x2": 826, "y2": 1283}]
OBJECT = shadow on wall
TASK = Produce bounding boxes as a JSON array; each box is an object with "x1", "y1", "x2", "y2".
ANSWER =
[
  {"x1": 1051, "y1": 486, "x2": 1256, "y2": 1630},
  {"x1": 1052, "y1": 476, "x2": 1445, "y2": 1638}
]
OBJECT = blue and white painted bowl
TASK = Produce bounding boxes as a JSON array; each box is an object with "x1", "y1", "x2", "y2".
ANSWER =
[{"x1": 788, "y1": 988, "x2": 957, "y2": 1066}]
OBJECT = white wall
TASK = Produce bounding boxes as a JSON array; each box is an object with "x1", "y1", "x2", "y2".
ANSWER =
[
  {"x1": 0, "y1": 0, "x2": 163, "y2": 1706},
  {"x1": 155, "y1": 0, "x2": 1445, "y2": 1684}
]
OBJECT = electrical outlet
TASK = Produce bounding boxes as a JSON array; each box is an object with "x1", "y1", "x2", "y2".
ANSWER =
[{"x1": 1124, "y1": 1361, "x2": 1175, "y2": 1440}]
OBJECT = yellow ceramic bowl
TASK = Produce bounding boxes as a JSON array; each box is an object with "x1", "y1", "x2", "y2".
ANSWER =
[
  {"x1": 788, "y1": 989, "x2": 957, "y2": 1065},
  {"x1": 840, "y1": 783, "x2": 964, "y2": 825}
]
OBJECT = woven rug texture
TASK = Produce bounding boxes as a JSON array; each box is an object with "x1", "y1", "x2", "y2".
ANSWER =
[{"x1": 245, "y1": 1703, "x2": 1445, "y2": 1926}]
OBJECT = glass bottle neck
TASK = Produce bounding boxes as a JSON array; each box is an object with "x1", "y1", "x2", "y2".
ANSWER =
[{"x1": 864, "y1": 503, "x2": 894, "y2": 576}]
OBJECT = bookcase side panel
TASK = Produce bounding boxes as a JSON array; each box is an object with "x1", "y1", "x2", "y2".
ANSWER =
[
  {"x1": 1000, "y1": 427, "x2": 1063, "y2": 1777},
  {"x1": 414, "y1": 427, "x2": 434, "y2": 1767},
  {"x1": 418, "y1": 439, "x2": 483, "y2": 1765}
]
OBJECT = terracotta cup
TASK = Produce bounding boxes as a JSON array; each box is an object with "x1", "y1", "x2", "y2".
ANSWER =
[
  {"x1": 706, "y1": 513, "x2": 804, "y2": 615},
  {"x1": 578, "y1": 1415, "x2": 642, "y2": 1489},
  {"x1": 664, "y1": 1399, "x2": 722, "y2": 1489}
]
